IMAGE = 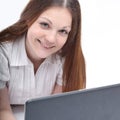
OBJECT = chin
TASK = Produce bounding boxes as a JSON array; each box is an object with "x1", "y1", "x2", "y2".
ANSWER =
[
  {"x1": 37, "y1": 54, "x2": 49, "y2": 59},
  {"x1": 37, "y1": 51, "x2": 54, "y2": 59}
]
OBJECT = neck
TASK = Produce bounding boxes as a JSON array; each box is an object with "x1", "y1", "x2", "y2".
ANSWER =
[{"x1": 33, "y1": 59, "x2": 45, "y2": 74}]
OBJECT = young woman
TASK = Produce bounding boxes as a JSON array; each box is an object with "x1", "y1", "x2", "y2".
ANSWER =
[{"x1": 0, "y1": 0, "x2": 86, "y2": 120}]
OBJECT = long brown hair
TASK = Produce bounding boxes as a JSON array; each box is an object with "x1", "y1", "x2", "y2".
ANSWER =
[{"x1": 0, "y1": 0, "x2": 86, "y2": 92}]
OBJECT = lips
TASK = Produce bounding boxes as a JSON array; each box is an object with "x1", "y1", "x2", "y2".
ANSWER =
[{"x1": 37, "y1": 39, "x2": 55, "y2": 49}]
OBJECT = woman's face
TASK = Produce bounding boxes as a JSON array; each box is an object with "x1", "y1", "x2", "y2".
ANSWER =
[{"x1": 26, "y1": 6, "x2": 72, "y2": 60}]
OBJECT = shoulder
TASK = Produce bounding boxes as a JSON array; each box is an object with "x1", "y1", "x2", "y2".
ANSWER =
[
  {"x1": 0, "y1": 35, "x2": 25, "y2": 62},
  {"x1": 0, "y1": 41, "x2": 13, "y2": 51},
  {"x1": 0, "y1": 43, "x2": 11, "y2": 87},
  {"x1": 0, "y1": 41, "x2": 13, "y2": 60}
]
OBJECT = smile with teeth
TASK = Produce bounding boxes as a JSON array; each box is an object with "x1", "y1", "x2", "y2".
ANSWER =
[{"x1": 37, "y1": 39, "x2": 55, "y2": 49}]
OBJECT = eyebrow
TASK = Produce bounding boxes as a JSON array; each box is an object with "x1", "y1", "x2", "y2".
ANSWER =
[
  {"x1": 40, "y1": 17, "x2": 52, "y2": 24},
  {"x1": 39, "y1": 17, "x2": 71, "y2": 29}
]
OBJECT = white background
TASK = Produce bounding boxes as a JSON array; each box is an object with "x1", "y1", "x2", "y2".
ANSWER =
[{"x1": 0, "y1": 0, "x2": 120, "y2": 88}]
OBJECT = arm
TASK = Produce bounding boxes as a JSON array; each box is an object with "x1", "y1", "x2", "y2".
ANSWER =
[
  {"x1": 52, "y1": 83, "x2": 62, "y2": 94},
  {"x1": 0, "y1": 87, "x2": 16, "y2": 120}
]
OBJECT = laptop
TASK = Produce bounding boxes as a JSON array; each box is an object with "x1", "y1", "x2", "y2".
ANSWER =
[{"x1": 25, "y1": 83, "x2": 120, "y2": 120}]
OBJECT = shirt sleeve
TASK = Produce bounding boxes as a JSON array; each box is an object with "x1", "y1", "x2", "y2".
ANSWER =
[{"x1": 0, "y1": 50, "x2": 10, "y2": 89}]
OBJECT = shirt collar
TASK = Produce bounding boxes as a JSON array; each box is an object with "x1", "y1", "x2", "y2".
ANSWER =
[{"x1": 10, "y1": 35, "x2": 29, "y2": 66}]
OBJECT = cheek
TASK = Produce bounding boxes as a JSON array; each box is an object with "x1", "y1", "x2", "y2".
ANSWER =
[
  {"x1": 28, "y1": 24, "x2": 41, "y2": 36},
  {"x1": 28, "y1": 29, "x2": 39, "y2": 37},
  {"x1": 57, "y1": 38, "x2": 67, "y2": 48}
]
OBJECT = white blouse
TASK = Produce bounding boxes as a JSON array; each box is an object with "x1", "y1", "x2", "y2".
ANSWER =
[{"x1": 0, "y1": 35, "x2": 64, "y2": 104}]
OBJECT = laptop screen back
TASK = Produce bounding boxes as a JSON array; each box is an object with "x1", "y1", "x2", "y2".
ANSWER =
[{"x1": 25, "y1": 83, "x2": 120, "y2": 120}]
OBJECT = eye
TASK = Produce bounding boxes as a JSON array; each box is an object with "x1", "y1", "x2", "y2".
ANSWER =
[
  {"x1": 58, "y1": 29, "x2": 69, "y2": 36},
  {"x1": 40, "y1": 22, "x2": 49, "y2": 29}
]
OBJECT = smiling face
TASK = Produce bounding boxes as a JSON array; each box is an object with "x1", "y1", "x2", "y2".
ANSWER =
[{"x1": 26, "y1": 6, "x2": 72, "y2": 61}]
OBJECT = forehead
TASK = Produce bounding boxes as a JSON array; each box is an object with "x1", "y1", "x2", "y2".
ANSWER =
[{"x1": 37, "y1": 6, "x2": 72, "y2": 28}]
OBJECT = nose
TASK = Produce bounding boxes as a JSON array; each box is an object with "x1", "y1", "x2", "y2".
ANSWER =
[{"x1": 45, "y1": 30, "x2": 57, "y2": 43}]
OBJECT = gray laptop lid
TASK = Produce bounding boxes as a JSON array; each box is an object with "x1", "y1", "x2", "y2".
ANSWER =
[{"x1": 25, "y1": 83, "x2": 120, "y2": 120}]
